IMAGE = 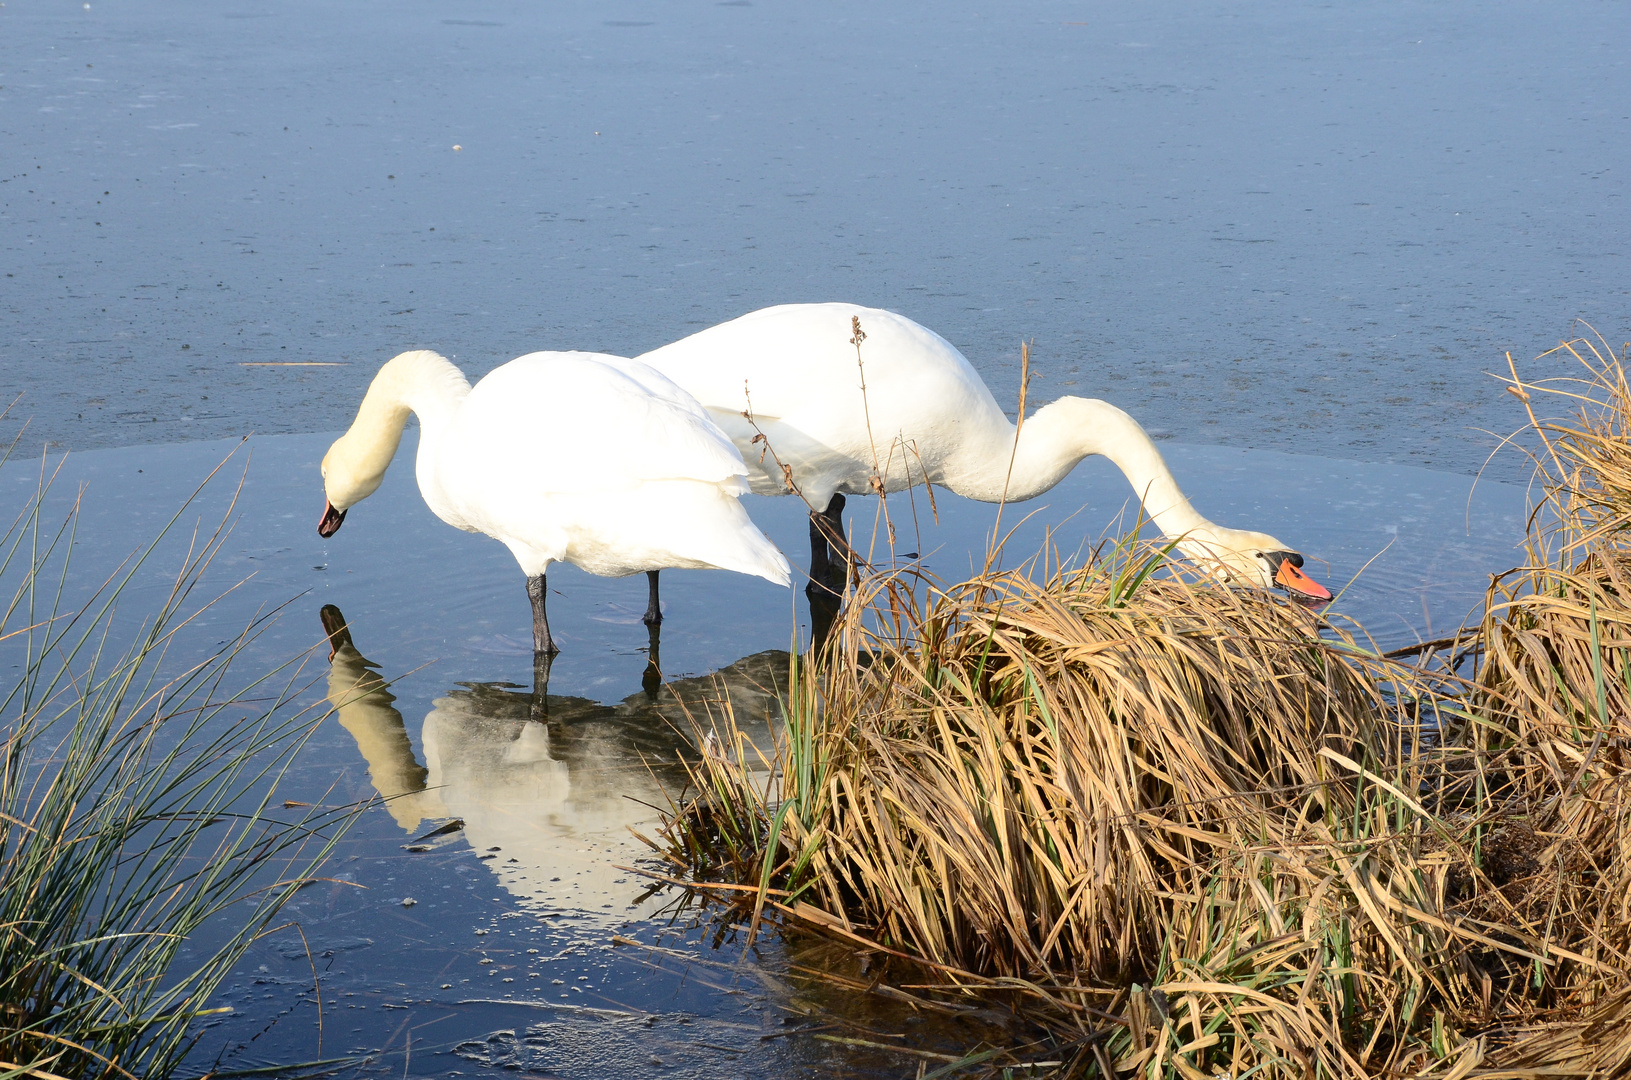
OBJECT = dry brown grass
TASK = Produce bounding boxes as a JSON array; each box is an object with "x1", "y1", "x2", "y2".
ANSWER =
[
  {"x1": 773, "y1": 550, "x2": 1400, "y2": 985},
  {"x1": 657, "y1": 328, "x2": 1631, "y2": 1078}
]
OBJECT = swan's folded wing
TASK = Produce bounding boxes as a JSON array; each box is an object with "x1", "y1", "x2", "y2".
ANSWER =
[
  {"x1": 601, "y1": 387, "x2": 753, "y2": 492},
  {"x1": 454, "y1": 352, "x2": 751, "y2": 497},
  {"x1": 590, "y1": 355, "x2": 721, "y2": 415}
]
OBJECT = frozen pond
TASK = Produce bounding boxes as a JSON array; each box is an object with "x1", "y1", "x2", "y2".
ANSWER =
[
  {"x1": 4, "y1": 0, "x2": 1628, "y2": 477},
  {"x1": 2, "y1": 431, "x2": 1528, "y2": 1076},
  {"x1": 3, "y1": 0, "x2": 1623, "y2": 1073}
]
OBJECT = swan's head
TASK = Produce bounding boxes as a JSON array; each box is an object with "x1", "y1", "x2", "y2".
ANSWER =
[
  {"x1": 318, "y1": 430, "x2": 391, "y2": 537},
  {"x1": 1173, "y1": 527, "x2": 1332, "y2": 602},
  {"x1": 316, "y1": 350, "x2": 449, "y2": 538}
]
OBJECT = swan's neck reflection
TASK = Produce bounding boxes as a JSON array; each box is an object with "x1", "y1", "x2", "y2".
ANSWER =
[
  {"x1": 322, "y1": 605, "x2": 447, "y2": 831},
  {"x1": 319, "y1": 603, "x2": 785, "y2": 920}
]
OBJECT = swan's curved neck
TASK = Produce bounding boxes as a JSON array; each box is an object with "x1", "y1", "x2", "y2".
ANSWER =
[
  {"x1": 361, "y1": 349, "x2": 470, "y2": 437},
  {"x1": 956, "y1": 397, "x2": 1211, "y2": 537},
  {"x1": 330, "y1": 351, "x2": 471, "y2": 505}
]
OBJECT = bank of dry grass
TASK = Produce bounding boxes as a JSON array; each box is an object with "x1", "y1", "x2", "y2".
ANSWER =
[{"x1": 657, "y1": 329, "x2": 1631, "y2": 1077}]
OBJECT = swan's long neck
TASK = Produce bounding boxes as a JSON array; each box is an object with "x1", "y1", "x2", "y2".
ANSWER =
[
  {"x1": 954, "y1": 397, "x2": 1211, "y2": 538},
  {"x1": 326, "y1": 351, "x2": 471, "y2": 508}
]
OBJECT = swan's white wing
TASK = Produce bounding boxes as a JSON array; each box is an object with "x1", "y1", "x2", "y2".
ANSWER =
[
  {"x1": 436, "y1": 351, "x2": 787, "y2": 583},
  {"x1": 458, "y1": 352, "x2": 750, "y2": 495},
  {"x1": 589, "y1": 354, "x2": 725, "y2": 417}
]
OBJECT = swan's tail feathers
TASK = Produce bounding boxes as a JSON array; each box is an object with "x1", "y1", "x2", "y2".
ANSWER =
[
  {"x1": 728, "y1": 529, "x2": 793, "y2": 588},
  {"x1": 656, "y1": 483, "x2": 792, "y2": 587}
]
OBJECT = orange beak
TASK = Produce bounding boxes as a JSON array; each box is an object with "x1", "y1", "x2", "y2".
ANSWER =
[{"x1": 1275, "y1": 558, "x2": 1333, "y2": 602}]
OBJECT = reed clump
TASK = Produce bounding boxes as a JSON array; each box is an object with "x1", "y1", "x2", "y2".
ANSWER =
[
  {"x1": 670, "y1": 546, "x2": 1494, "y2": 1077},
  {"x1": 658, "y1": 330, "x2": 1631, "y2": 1076},
  {"x1": 771, "y1": 549, "x2": 1411, "y2": 987},
  {"x1": 0, "y1": 444, "x2": 355, "y2": 1079}
]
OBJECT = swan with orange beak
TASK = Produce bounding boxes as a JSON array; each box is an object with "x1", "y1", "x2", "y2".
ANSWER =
[
  {"x1": 634, "y1": 303, "x2": 1333, "y2": 606},
  {"x1": 1171, "y1": 525, "x2": 1333, "y2": 602}
]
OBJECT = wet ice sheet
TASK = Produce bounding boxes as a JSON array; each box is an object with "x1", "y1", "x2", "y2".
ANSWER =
[
  {"x1": 6, "y1": 0, "x2": 1628, "y2": 477},
  {"x1": 0, "y1": 433, "x2": 1529, "y2": 1075}
]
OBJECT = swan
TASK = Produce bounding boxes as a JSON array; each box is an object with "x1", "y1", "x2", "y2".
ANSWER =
[
  {"x1": 317, "y1": 349, "x2": 792, "y2": 659},
  {"x1": 635, "y1": 303, "x2": 1330, "y2": 601}
]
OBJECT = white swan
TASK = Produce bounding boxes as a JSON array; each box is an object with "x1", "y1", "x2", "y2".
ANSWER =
[
  {"x1": 318, "y1": 350, "x2": 792, "y2": 656},
  {"x1": 636, "y1": 303, "x2": 1330, "y2": 600}
]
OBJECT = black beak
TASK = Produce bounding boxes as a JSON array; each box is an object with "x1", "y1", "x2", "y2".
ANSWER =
[{"x1": 318, "y1": 501, "x2": 347, "y2": 538}]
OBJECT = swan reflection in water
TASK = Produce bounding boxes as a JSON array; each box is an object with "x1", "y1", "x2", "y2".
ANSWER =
[{"x1": 320, "y1": 604, "x2": 784, "y2": 919}]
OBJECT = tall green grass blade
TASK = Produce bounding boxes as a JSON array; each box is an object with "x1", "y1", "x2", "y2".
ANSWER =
[{"x1": 0, "y1": 448, "x2": 360, "y2": 1079}]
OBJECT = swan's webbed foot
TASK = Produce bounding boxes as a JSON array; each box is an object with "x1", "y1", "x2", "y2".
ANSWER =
[
  {"x1": 642, "y1": 569, "x2": 663, "y2": 627},
  {"x1": 526, "y1": 573, "x2": 560, "y2": 658}
]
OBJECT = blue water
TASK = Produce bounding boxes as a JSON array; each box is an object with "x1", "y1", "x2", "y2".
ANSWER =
[
  {"x1": 4, "y1": 0, "x2": 1627, "y2": 477},
  {"x1": 2, "y1": 0, "x2": 1615, "y2": 1073},
  {"x1": 0, "y1": 429, "x2": 1527, "y2": 1075}
]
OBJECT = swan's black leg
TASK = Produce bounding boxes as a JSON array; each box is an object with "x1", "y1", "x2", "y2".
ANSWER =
[
  {"x1": 643, "y1": 569, "x2": 663, "y2": 626},
  {"x1": 804, "y1": 495, "x2": 847, "y2": 649},
  {"x1": 805, "y1": 495, "x2": 852, "y2": 655},
  {"x1": 526, "y1": 573, "x2": 559, "y2": 659},
  {"x1": 809, "y1": 583, "x2": 841, "y2": 652},
  {"x1": 641, "y1": 619, "x2": 662, "y2": 699},
  {"x1": 805, "y1": 493, "x2": 849, "y2": 602},
  {"x1": 806, "y1": 510, "x2": 832, "y2": 601},
  {"x1": 822, "y1": 493, "x2": 851, "y2": 587}
]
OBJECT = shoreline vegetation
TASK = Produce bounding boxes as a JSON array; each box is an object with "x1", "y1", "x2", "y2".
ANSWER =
[
  {"x1": 653, "y1": 330, "x2": 1631, "y2": 1078},
  {"x1": 0, "y1": 430, "x2": 357, "y2": 1080}
]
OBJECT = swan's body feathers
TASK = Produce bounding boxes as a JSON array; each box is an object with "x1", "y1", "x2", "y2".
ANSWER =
[
  {"x1": 640, "y1": 304, "x2": 998, "y2": 503},
  {"x1": 322, "y1": 349, "x2": 791, "y2": 591},
  {"x1": 638, "y1": 303, "x2": 1329, "y2": 599}
]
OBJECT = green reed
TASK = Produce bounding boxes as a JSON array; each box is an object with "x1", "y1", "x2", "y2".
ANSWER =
[{"x1": 0, "y1": 433, "x2": 356, "y2": 1079}]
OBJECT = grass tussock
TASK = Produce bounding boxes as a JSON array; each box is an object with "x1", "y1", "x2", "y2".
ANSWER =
[
  {"x1": 0, "y1": 439, "x2": 356, "y2": 1079},
  {"x1": 657, "y1": 328, "x2": 1631, "y2": 1076}
]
